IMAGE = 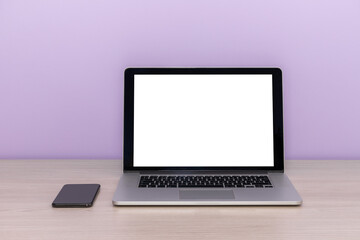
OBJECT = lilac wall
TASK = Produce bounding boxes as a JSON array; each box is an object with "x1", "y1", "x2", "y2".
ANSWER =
[{"x1": 1, "y1": 0, "x2": 360, "y2": 160}]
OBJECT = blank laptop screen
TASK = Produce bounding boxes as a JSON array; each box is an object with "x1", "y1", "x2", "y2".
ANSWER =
[{"x1": 133, "y1": 74, "x2": 274, "y2": 167}]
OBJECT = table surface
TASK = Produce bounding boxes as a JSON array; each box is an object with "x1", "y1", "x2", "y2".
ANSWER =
[{"x1": 1, "y1": 159, "x2": 359, "y2": 240}]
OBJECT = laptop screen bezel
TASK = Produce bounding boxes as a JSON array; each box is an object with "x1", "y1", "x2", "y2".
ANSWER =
[{"x1": 123, "y1": 68, "x2": 284, "y2": 172}]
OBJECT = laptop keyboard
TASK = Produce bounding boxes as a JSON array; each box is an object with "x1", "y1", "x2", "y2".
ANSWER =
[{"x1": 138, "y1": 175, "x2": 272, "y2": 188}]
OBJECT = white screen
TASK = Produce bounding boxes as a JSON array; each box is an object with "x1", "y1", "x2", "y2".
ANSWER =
[{"x1": 133, "y1": 74, "x2": 274, "y2": 167}]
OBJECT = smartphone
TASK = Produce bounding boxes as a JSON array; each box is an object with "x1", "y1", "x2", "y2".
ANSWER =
[{"x1": 52, "y1": 184, "x2": 100, "y2": 208}]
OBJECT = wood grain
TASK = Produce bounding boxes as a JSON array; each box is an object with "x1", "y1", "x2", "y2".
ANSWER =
[{"x1": 1, "y1": 160, "x2": 359, "y2": 240}]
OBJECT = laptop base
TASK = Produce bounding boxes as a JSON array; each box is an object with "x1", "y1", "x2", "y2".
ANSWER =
[{"x1": 112, "y1": 173, "x2": 302, "y2": 206}]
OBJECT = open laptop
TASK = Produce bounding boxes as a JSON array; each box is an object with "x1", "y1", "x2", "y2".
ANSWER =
[{"x1": 113, "y1": 68, "x2": 302, "y2": 205}]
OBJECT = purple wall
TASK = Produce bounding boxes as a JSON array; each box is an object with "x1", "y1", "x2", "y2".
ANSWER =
[{"x1": 1, "y1": 0, "x2": 360, "y2": 160}]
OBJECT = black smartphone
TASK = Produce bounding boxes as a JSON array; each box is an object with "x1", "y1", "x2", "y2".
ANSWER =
[{"x1": 52, "y1": 184, "x2": 100, "y2": 208}]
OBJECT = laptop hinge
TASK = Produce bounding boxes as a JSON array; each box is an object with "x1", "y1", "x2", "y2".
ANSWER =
[
  {"x1": 136, "y1": 170, "x2": 270, "y2": 175},
  {"x1": 268, "y1": 170, "x2": 284, "y2": 173}
]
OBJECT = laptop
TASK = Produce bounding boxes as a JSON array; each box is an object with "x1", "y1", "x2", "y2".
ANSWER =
[{"x1": 113, "y1": 68, "x2": 302, "y2": 205}]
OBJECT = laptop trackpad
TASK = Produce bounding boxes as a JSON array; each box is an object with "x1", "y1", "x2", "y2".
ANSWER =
[{"x1": 179, "y1": 190, "x2": 235, "y2": 200}]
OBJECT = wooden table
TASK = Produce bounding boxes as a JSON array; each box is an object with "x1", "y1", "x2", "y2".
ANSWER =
[{"x1": 1, "y1": 159, "x2": 359, "y2": 240}]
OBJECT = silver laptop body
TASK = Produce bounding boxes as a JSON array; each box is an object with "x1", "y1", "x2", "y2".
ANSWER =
[{"x1": 113, "y1": 68, "x2": 302, "y2": 205}]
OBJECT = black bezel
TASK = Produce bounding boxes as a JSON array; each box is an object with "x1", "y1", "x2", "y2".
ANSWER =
[{"x1": 123, "y1": 68, "x2": 284, "y2": 172}]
